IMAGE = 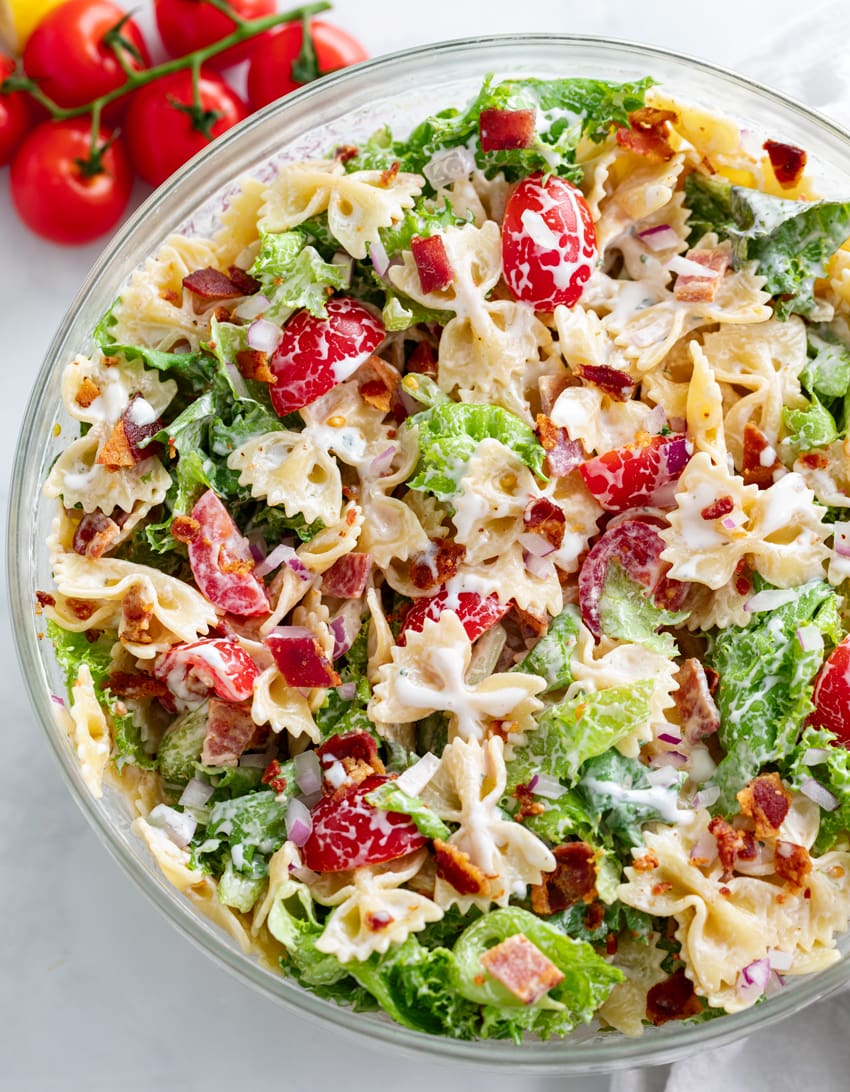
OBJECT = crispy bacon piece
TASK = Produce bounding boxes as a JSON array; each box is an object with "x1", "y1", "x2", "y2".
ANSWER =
[
  {"x1": 321, "y1": 552, "x2": 372, "y2": 598},
  {"x1": 742, "y1": 421, "x2": 782, "y2": 488},
  {"x1": 536, "y1": 413, "x2": 585, "y2": 477},
  {"x1": 616, "y1": 107, "x2": 677, "y2": 162},
  {"x1": 66, "y1": 597, "x2": 95, "y2": 621},
  {"x1": 317, "y1": 730, "x2": 383, "y2": 775},
  {"x1": 236, "y1": 348, "x2": 276, "y2": 384},
  {"x1": 261, "y1": 758, "x2": 288, "y2": 794},
  {"x1": 673, "y1": 247, "x2": 730, "y2": 303},
  {"x1": 800, "y1": 451, "x2": 829, "y2": 470},
  {"x1": 538, "y1": 372, "x2": 578, "y2": 416},
  {"x1": 357, "y1": 355, "x2": 402, "y2": 414},
  {"x1": 121, "y1": 583, "x2": 155, "y2": 644},
  {"x1": 406, "y1": 340, "x2": 438, "y2": 378},
  {"x1": 107, "y1": 670, "x2": 172, "y2": 702},
  {"x1": 511, "y1": 601, "x2": 550, "y2": 639},
  {"x1": 763, "y1": 139, "x2": 807, "y2": 189},
  {"x1": 36, "y1": 591, "x2": 56, "y2": 610},
  {"x1": 737, "y1": 772, "x2": 791, "y2": 838},
  {"x1": 75, "y1": 376, "x2": 101, "y2": 408},
  {"x1": 674, "y1": 658, "x2": 720, "y2": 742},
  {"x1": 264, "y1": 630, "x2": 341, "y2": 688},
  {"x1": 530, "y1": 842, "x2": 597, "y2": 915},
  {"x1": 334, "y1": 144, "x2": 358, "y2": 164},
  {"x1": 523, "y1": 496, "x2": 566, "y2": 548},
  {"x1": 96, "y1": 420, "x2": 135, "y2": 469},
  {"x1": 513, "y1": 782, "x2": 545, "y2": 819},
  {"x1": 708, "y1": 816, "x2": 757, "y2": 877},
  {"x1": 97, "y1": 394, "x2": 163, "y2": 470},
  {"x1": 411, "y1": 234, "x2": 454, "y2": 294},
  {"x1": 479, "y1": 108, "x2": 536, "y2": 151},
  {"x1": 409, "y1": 539, "x2": 466, "y2": 592},
  {"x1": 479, "y1": 933, "x2": 564, "y2": 1005},
  {"x1": 183, "y1": 266, "x2": 255, "y2": 300},
  {"x1": 433, "y1": 838, "x2": 489, "y2": 896},
  {"x1": 73, "y1": 511, "x2": 122, "y2": 559},
  {"x1": 774, "y1": 840, "x2": 812, "y2": 892},
  {"x1": 201, "y1": 699, "x2": 259, "y2": 767},
  {"x1": 380, "y1": 160, "x2": 400, "y2": 187},
  {"x1": 579, "y1": 364, "x2": 635, "y2": 402},
  {"x1": 171, "y1": 515, "x2": 201, "y2": 544},
  {"x1": 700, "y1": 495, "x2": 734, "y2": 521},
  {"x1": 227, "y1": 265, "x2": 261, "y2": 296},
  {"x1": 646, "y1": 970, "x2": 702, "y2": 1026}
]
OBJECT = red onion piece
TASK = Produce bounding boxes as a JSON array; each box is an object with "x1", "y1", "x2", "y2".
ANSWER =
[
  {"x1": 768, "y1": 948, "x2": 794, "y2": 972},
  {"x1": 527, "y1": 774, "x2": 539, "y2": 791},
  {"x1": 422, "y1": 145, "x2": 476, "y2": 189},
  {"x1": 799, "y1": 777, "x2": 839, "y2": 811},
  {"x1": 148, "y1": 803, "x2": 196, "y2": 848},
  {"x1": 395, "y1": 753, "x2": 441, "y2": 796},
  {"x1": 368, "y1": 444, "x2": 397, "y2": 477},
  {"x1": 523, "y1": 549, "x2": 556, "y2": 580},
  {"x1": 650, "y1": 750, "x2": 688, "y2": 769},
  {"x1": 531, "y1": 773, "x2": 567, "y2": 800},
  {"x1": 832, "y1": 521, "x2": 850, "y2": 557},
  {"x1": 693, "y1": 784, "x2": 721, "y2": 810},
  {"x1": 50, "y1": 694, "x2": 65, "y2": 707},
  {"x1": 369, "y1": 239, "x2": 390, "y2": 278},
  {"x1": 518, "y1": 531, "x2": 557, "y2": 558},
  {"x1": 741, "y1": 958, "x2": 771, "y2": 991},
  {"x1": 645, "y1": 404, "x2": 667, "y2": 434},
  {"x1": 689, "y1": 828, "x2": 719, "y2": 864},
  {"x1": 178, "y1": 778, "x2": 214, "y2": 808},
  {"x1": 336, "y1": 681, "x2": 357, "y2": 701},
  {"x1": 286, "y1": 797, "x2": 314, "y2": 846},
  {"x1": 247, "y1": 318, "x2": 283, "y2": 355},
  {"x1": 802, "y1": 747, "x2": 831, "y2": 766},
  {"x1": 721, "y1": 515, "x2": 739, "y2": 531},
  {"x1": 744, "y1": 588, "x2": 798, "y2": 613},
  {"x1": 294, "y1": 750, "x2": 322, "y2": 796},
  {"x1": 657, "y1": 732, "x2": 682, "y2": 746},
  {"x1": 269, "y1": 624, "x2": 317, "y2": 640},
  {"x1": 253, "y1": 543, "x2": 299, "y2": 578},
  {"x1": 796, "y1": 625, "x2": 823, "y2": 653},
  {"x1": 234, "y1": 293, "x2": 270, "y2": 321},
  {"x1": 332, "y1": 250, "x2": 354, "y2": 288},
  {"x1": 289, "y1": 863, "x2": 319, "y2": 884},
  {"x1": 637, "y1": 224, "x2": 679, "y2": 252}
]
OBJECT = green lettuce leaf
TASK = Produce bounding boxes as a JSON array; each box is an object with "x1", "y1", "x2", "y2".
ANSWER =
[
  {"x1": 365, "y1": 781, "x2": 451, "y2": 839},
  {"x1": 218, "y1": 859, "x2": 266, "y2": 913},
  {"x1": 408, "y1": 402, "x2": 547, "y2": 500},
  {"x1": 157, "y1": 702, "x2": 209, "y2": 786},
  {"x1": 523, "y1": 789, "x2": 598, "y2": 845},
  {"x1": 576, "y1": 751, "x2": 685, "y2": 850},
  {"x1": 782, "y1": 396, "x2": 839, "y2": 453},
  {"x1": 379, "y1": 196, "x2": 470, "y2": 258},
  {"x1": 598, "y1": 562, "x2": 689, "y2": 655},
  {"x1": 401, "y1": 372, "x2": 452, "y2": 410},
  {"x1": 783, "y1": 725, "x2": 850, "y2": 852},
  {"x1": 549, "y1": 900, "x2": 654, "y2": 946},
  {"x1": 249, "y1": 229, "x2": 349, "y2": 324},
  {"x1": 514, "y1": 604, "x2": 580, "y2": 694},
  {"x1": 194, "y1": 791, "x2": 289, "y2": 880},
  {"x1": 381, "y1": 284, "x2": 454, "y2": 332},
  {"x1": 267, "y1": 866, "x2": 353, "y2": 988},
  {"x1": 803, "y1": 326, "x2": 850, "y2": 400}
]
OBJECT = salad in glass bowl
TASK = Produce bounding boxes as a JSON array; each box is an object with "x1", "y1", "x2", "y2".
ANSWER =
[{"x1": 23, "y1": 40, "x2": 850, "y2": 1055}]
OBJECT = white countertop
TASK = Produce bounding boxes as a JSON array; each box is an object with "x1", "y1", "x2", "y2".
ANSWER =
[{"x1": 3, "y1": 2, "x2": 848, "y2": 1089}]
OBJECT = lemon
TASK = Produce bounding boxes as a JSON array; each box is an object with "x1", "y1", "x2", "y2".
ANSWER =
[{"x1": 0, "y1": 0, "x2": 66, "y2": 54}]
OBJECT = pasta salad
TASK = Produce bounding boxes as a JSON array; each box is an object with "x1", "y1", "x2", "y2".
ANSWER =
[{"x1": 39, "y1": 73, "x2": 850, "y2": 1042}]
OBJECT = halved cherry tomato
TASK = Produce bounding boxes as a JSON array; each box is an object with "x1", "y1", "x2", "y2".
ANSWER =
[
  {"x1": 501, "y1": 172, "x2": 597, "y2": 311},
  {"x1": 153, "y1": 637, "x2": 259, "y2": 705},
  {"x1": 810, "y1": 635, "x2": 850, "y2": 746},
  {"x1": 186, "y1": 490, "x2": 269, "y2": 617},
  {"x1": 579, "y1": 517, "x2": 687, "y2": 638},
  {"x1": 124, "y1": 68, "x2": 248, "y2": 188},
  {"x1": 23, "y1": 0, "x2": 149, "y2": 116},
  {"x1": 246, "y1": 18, "x2": 369, "y2": 110},
  {"x1": 579, "y1": 434, "x2": 691, "y2": 512},
  {"x1": 0, "y1": 54, "x2": 35, "y2": 166},
  {"x1": 269, "y1": 297, "x2": 385, "y2": 415},
  {"x1": 10, "y1": 118, "x2": 132, "y2": 244},
  {"x1": 399, "y1": 591, "x2": 509, "y2": 645},
  {"x1": 302, "y1": 774, "x2": 427, "y2": 872},
  {"x1": 154, "y1": 0, "x2": 276, "y2": 69}
]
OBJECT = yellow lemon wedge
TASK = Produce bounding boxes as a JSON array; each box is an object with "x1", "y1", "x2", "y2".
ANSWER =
[{"x1": 0, "y1": 0, "x2": 66, "y2": 55}]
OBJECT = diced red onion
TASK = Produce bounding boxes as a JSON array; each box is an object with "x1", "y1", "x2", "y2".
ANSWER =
[
  {"x1": 233, "y1": 293, "x2": 270, "y2": 321},
  {"x1": 832, "y1": 521, "x2": 850, "y2": 557},
  {"x1": 796, "y1": 625, "x2": 823, "y2": 653},
  {"x1": 294, "y1": 750, "x2": 322, "y2": 796},
  {"x1": 422, "y1": 145, "x2": 476, "y2": 189},
  {"x1": 532, "y1": 772, "x2": 567, "y2": 800},
  {"x1": 50, "y1": 694, "x2": 65, "y2": 707},
  {"x1": 637, "y1": 224, "x2": 679, "y2": 251},
  {"x1": 768, "y1": 948, "x2": 794, "y2": 972},
  {"x1": 286, "y1": 797, "x2": 314, "y2": 846},
  {"x1": 522, "y1": 549, "x2": 556, "y2": 579},
  {"x1": 395, "y1": 752, "x2": 441, "y2": 796},
  {"x1": 336, "y1": 681, "x2": 357, "y2": 701},
  {"x1": 368, "y1": 239, "x2": 390, "y2": 278},
  {"x1": 799, "y1": 777, "x2": 839, "y2": 811},
  {"x1": 693, "y1": 784, "x2": 721, "y2": 810},
  {"x1": 527, "y1": 774, "x2": 539, "y2": 791},
  {"x1": 368, "y1": 444, "x2": 397, "y2": 477},
  {"x1": 269, "y1": 624, "x2": 315, "y2": 641},
  {"x1": 663, "y1": 436, "x2": 692, "y2": 476},
  {"x1": 518, "y1": 531, "x2": 557, "y2": 558},
  {"x1": 765, "y1": 970, "x2": 785, "y2": 996},
  {"x1": 741, "y1": 958, "x2": 771, "y2": 992},
  {"x1": 225, "y1": 361, "x2": 249, "y2": 398},
  {"x1": 253, "y1": 543, "x2": 299, "y2": 578},
  {"x1": 650, "y1": 750, "x2": 688, "y2": 769},
  {"x1": 721, "y1": 515, "x2": 739, "y2": 531},
  {"x1": 231, "y1": 843, "x2": 245, "y2": 870},
  {"x1": 802, "y1": 747, "x2": 831, "y2": 766},
  {"x1": 744, "y1": 588, "x2": 798, "y2": 613},
  {"x1": 689, "y1": 828, "x2": 719, "y2": 864},
  {"x1": 238, "y1": 753, "x2": 268, "y2": 768},
  {"x1": 668, "y1": 254, "x2": 723, "y2": 279},
  {"x1": 247, "y1": 318, "x2": 283, "y2": 355},
  {"x1": 657, "y1": 732, "x2": 682, "y2": 746},
  {"x1": 332, "y1": 250, "x2": 353, "y2": 287},
  {"x1": 297, "y1": 790, "x2": 323, "y2": 810},
  {"x1": 148, "y1": 803, "x2": 196, "y2": 848},
  {"x1": 669, "y1": 417, "x2": 687, "y2": 433},
  {"x1": 178, "y1": 777, "x2": 214, "y2": 808},
  {"x1": 328, "y1": 611, "x2": 360, "y2": 660}
]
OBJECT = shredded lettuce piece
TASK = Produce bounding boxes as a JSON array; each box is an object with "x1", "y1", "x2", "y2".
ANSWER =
[
  {"x1": 379, "y1": 196, "x2": 470, "y2": 258},
  {"x1": 576, "y1": 751, "x2": 685, "y2": 850},
  {"x1": 249, "y1": 229, "x2": 349, "y2": 324},
  {"x1": 549, "y1": 900, "x2": 654, "y2": 946},
  {"x1": 267, "y1": 868, "x2": 354, "y2": 988},
  {"x1": 365, "y1": 781, "x2": 451, "y2": 840},
  {"x1": 157, "y1": 702, "x2": 209, "y2": 786},
  {"x1": 523, "y1": 789, "x2": 597, "y2": 845},
  {"x1": 597, "y1": 563, "x2": 688, "y2": 655},
  {"x1": 218, "y1": 859, "x2": 266, "y2": 912},
  {"x1": 514, "y1": 604, "x2": 580, "y2": 694},
  {"x1": 782, "y1": 395, "x2": 839, "y2": 453},
  {"x1": 784, "y1": 725, "x2": 850, "y2": 852},
  {"x1": 194, "y1": 791, "x2": 290, "y2": 880},
  {"x1": 804, "y1": 326, "x2": 850, "y2": 401}
]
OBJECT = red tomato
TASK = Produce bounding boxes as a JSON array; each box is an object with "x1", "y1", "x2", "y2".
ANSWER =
[
  {"x1": 399, "y1": 591, "x2": 510, "y2": 645},
  {"x1": 0, "y1": 54, "x2": 34, "y2": 166},
  {"x1": 578, "y1": 517, "x2": 687, "y2": 639},
  {"x1": 501, "y1": 173, "x2": 597, "y2": 311},
  {"x1": 810, "y1": 636, "x2": 850, "y2": 746},
  {"x1": 155, "y1": 0, "x2": 275, "y2": 68},
  {"x1": 10, "y1": 119, "x2": 132, "y2": 245},
  {"x1": 153, "y1": 638, "x2": 259, "y2": 704},
  {"x1": 23, "y1": 0, "x2": 149, "y2": 116},
  {"x1": 247, "y1": 19, "x2": 369, "y2": 110},
  {"x1": 579, "y1": 434, "x2": 691, "y2": 512},
  {"x1": 187, "y1": 490, "x2": 269, "y2": 617},
  {"x1": 124, "y1": 68, "x2": 248, "y2": 188},
  {"x1": 302, "y1": 774, "x2": 427, "y2": 872},
  {"x1": 269, "y1": 297, "x2": 385, "y2": 415}
]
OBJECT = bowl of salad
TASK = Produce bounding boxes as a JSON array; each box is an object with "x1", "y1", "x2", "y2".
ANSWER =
[{"x1": 11, "y1": 33, "x2": 850, "y2": 1071}]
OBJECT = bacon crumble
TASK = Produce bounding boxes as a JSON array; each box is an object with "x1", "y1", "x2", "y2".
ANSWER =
[
  {"x1": 530, "y1": 842, "x2": 597, "y2": 915},
  {"x1": 763, "y1": 139, "x2": 807, "y2": 189},
  {"x1": 479, "y1": 933, "x2": 564, "y2": 1005},
  {"x1": 737, "y1": 773, "x2": 791, "y2": 838},
  {"x1": 432, "y1": 838, "x2": 489, "y2": 896},
  {"x1": 742, "y1": 421, "x2": 783, "y2": 488},
  {"x1": 646, "y1": 970, "x2": 703, "y2": 1025},
  {"x1": 616, "y1": 107, "x2": 677, "y2": 162}
]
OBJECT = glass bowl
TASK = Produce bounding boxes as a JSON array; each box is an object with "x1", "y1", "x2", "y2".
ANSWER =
[{"x1": 10, "y1": 33, "x2": 850, "y2": 1074}]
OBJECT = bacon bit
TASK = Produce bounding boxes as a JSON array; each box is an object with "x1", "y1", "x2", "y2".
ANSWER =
[
  {"x1": 674, "y1": 247, "x2": 730, "y2": 303},
  {"x1": 36, "y1": 591, "x2": 56, "y2": 609},
  {"x1": 530, "y1": 842, "x2": 597, "y2": 915},
  {"x1": 202, "y1": 699, "x2": 260, "y2": 767},
  {"x1": 674, "y1": 658, "x2": 721, "y2": 742},
  {"x1": 84, "y1": 628, "x2": 102, "y2": 642},
  {"x1": 365, "y1": 910, "x2": 395, "y2": 932},
  {"x1": 107, "y1": 670, "x2": 171, "y2": 701},
  {"x1": 800, "y1": 451, "x2": 829, "y2": 470},
  {"x1": 66, "y1": 597, "x2": 95, "y2": 621},
  {"x1": 161, "y1": 288, "x2": 182, "y2": 307},
  {"x1": 334, "y1": 144, "x2": 358, "y2": 164},
  {"x1": 646, "y1": 970, "x2": 702, "y2": 1026},
  {"x1": 700, "y1": 495, "x2": 734, "y2": 521},
  {"x1": 96, "y1": 419, "x2": 135, "y2": 469},
  {"x1": 182, "y1": 266, "x2": 249, "y2": 300},
  {"x1": 741, "y1": 421, "x2": 782, "y2": 488},
  {"x1": 236, "y1": 348, "x2": 276, "y2": 384},
  {"x1": 513, "y1": 783, "x2": 545, "y2": 820},
  {"x1": 719, "y1": 886, "x2": 731, "y2": 897},
  {"x1": 379, "y1": 160, "x2": 400, "y2": 187},
  {"x1": 227, "y1": 265, "x2": 261, "y2": 296},
  {"x1": 406, "y1": 340, "x2": 438, "y2": 377},
  {"x1": 171, "y1": 515, "x2": 201, "y2": 544},
  {"x1": 409, "y1": 539, "x2": 466, "y2": 591},
  {"x1": 411, "y1": 234, "x2": 455, "y2": 295},
  {"x1": 774, "y1": 840, "x2": 812, "y2": 893},
  {"x1": 345, "y1": 507, "x2": 357, "y2": 526},
  {"x1": 616, "y1": 107, "x2": 677, "y2": 162},
  {"x1": 262, "y1": 759, "x2": 288, "y2": 794},
  {"x1": 828, "y1": 864, "x2": 846, "y2": 880},
  {"x1": 479, "y1": 108, "x2": 536, "y2": 151},
  {"x1": 121, "y1": 583, "x2": 155, "y2": 644},
  {"x1": 75, "y1": 376, "x2": 102, "y2": 409},
  {"x1": 585, "y1": 900, "x2": 606, "y2": 932},
  {"x1": 511, "y1": 601, "x2": 550, "y2": 640},
  {"x1": 708, "y1": 816, "x2": 755, "y2": 877},
  {"x1": 579, "y1": 364, "x2": 635, "y2": 402},
  {"x1": 652, "y1": 882, "x2": 674, "y2": 896},
  {"x1": 538, "y1": 372, "x2": 578, "y2": 416},
  {"x1": 734, "y1": 556, "x2": 753, "y2": 598},
  {"x1": 763, "y1": 139, "x2": 807, "y2": 189},
  {"x1": 316, "y1": 731, "x2": 384, "y2": 777},
  {"x1": 433, "y1": 838, "x2": 489, "y2": 896},
  {"x1": 357, "y1": 379, "x2": 390, "y2": 413},
  {"x1": 523, "y1": 496, "x2": 566, "y2": 548},
  {"x1": 73, "y1": 511, "x2": 121, "y2": 559},
  {"x1": 632, "y1": 851, "x2": 659, "y2": 873},
  {"x1": 321, "y1": 552, "x2": 372, "y2": 599},
  {"x1": 217, "y1": 545, "x2": 255, "y2": 578},
  {"x1": 606, "y1": 933, "x2": 618, "y2": 956},
  {"x1": 737, "y1": 772, "x2": 791, "y2": 838},
  {"x1": 480, "y1": 933, "x2": 564, "y2": 1005}
]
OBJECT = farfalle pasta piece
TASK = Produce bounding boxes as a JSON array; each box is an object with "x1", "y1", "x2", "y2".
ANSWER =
[
  {"x1": 594, "y1": 152, "x2": 686, "y2": 252},
  {"x1": 452, "y1": 439, "x2": 538, "y2": 565},
  {"x1": 548, "y1": 384, "x2": 660, "y2": 455},
  {"x1": 452, "y1": 543, "x2": 564, "y2": 618},
  {"x1": 61, "y1": 354, "x2": 177, "y2": 428},
  {"x1": 554, "y1": 302, "x2": 633, "y2": 376},
  {"x1": 295, "y1": 501, "x2": 364, "y2": 576},
  {"x1": 251, "y1": 666, "x2": 321, "y2": 742},
  {"x1": 357, "y1": 430, "x2": 430, "y2": 569},
  {"x1": 44, "y1": 433, "x2": 171, "y2": 516},
  {"x1": 369, "y1": 611, "x2": 545, "y2": 747},
  {"x1": 211, "y1": 177, "x2": 265, "y2": 267},
  {"x1": 260, "y1": 159, "x2": 423, "y2": 258},
  {"x1": 68, "y1": 663, "x2": 111, "y2": 799},
  {"x1": 686, "y1": 341, "x2": 728, "y2": 466},
  {"x1": 794, "y1": 440, "x2": 850, "y2": 510},
  {"x1": 422, "y1": 736, "x2": 555, "y2": 912}
]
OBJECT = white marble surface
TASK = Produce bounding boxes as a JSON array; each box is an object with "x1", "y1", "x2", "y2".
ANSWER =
[{"x1": 3, "y1": 2, "x2": 849, "y2": 1089}]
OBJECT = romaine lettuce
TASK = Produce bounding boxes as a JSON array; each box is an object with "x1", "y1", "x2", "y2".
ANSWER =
[
  {"x1": 784, "y1": 725, "x2": 850, "y2": 852},
  {"x1": 597, "y1": 562, "x2": 689, "y2": 655},
  {"x1": 514, "y1": 604, "x2": 580, "y2": 694},
  {"x1": 249, "y1": 229, "x2": 349, "y2": 324},
  {"x1": 364, "y1": 780, "x2": 451, "y2": 840}
]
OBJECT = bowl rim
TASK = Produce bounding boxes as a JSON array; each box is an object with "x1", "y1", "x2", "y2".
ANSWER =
[{"x1": 10, "y1": 30, "x2": 850, "y2": 1072}]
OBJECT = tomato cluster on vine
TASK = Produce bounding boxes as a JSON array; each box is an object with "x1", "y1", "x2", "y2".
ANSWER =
[{"x1": 0, "y1": 0, "x2": 367, "y2": 244}]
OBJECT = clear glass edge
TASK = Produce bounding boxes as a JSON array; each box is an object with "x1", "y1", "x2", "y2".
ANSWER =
[{"x1": 9, "y1": 32, "x2": 850, "y2": 1071}]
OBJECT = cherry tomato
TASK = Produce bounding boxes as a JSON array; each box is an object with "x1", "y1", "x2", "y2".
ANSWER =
[
  {"x1": 578, "y1": 517, "x2": 687, "y2": 639},
  {"x1": 501, "y1": 172, "x2": 597, "y2": 311},
  {"x1": 247, "y1": 19, "x2": 369, "y2": 111},
  {"x1": 186, "y1": 490, "x2": 269, "y2": 617},
  {"x1": 302, "y1": 774, "x2": 427, "y2": 872},
  {"x1": 399, "y1": 591, "x2": 510, "y2": 645},
  {"x1": 810, "y1": 636, "x2": 850, "y2": 746},
  {"x1": 153, "y1": 637, "x2": 259, "y2": 704},
  {"x1": 579, "y1": 434, "x2": 691, "y2": 512},
  {"x1": 124, "y1": 68, "x2": 248, "y2": 188},
  {"x1": 0, "y1": 54, "x2": 34, "y2": 166},
  {"x1": 23, "y1": 0, "x2": 150, "y2": 117},
  {"x1": 269, "y1": 297, "x2": 385, "y2": 415},
  {"x1": 155, "y1": 0, "x2": 275, "y2": 69},
  {"x1": 10, "y1": 119, "x2": 132, "y2": 245}
]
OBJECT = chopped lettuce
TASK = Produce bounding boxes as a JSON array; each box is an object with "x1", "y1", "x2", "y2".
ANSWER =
[
  {"x1": 514, "y1": 604, "x2": 580, "y2": 694},
  {"x1": 523, "y1": 790, "x2": 598, "y2": 845},
  {"x1": 549, "y1": 900, "x2": 654, "y2": 946},
  {"x1": 684, "y1": 173, "x2": 850, "y2": 319},
  {"x1": 804, "y1": 326, "x2": 850, "y2": 401},
  {"x1": 218, "y1": 859, "x2": 266, "y2": 913},
  {"x1": 597, "y1": 562, "x2": 689, "y2": 655},
  {"x1": 782, "y1": 395, "x2": 839, "y2": 453},
  {"x1": 381, "y1": 285, "x2": 454, "y2": 332},
  {"x1": 576, "y1": 751, "x2": 685, "y2": 850},
  {"x1": 784, "y1": 726, "x2": 850, "y2": 852},
  {"x1": 157, "y1": 702, "x2": 209, "y2": 786},
  {"x1": 407, "y1": 402, "x2": 547, "y2": 500},
  {"x1": 267, "y1": 867, "x2": 353, "y2": 989},
  {"x1": 401, "y1": 372, "x2": 452, "y2": 410},
  {"x1": 379, "y1": 196, "x2": 470, "y2": 258},
  {"x1": 365, "y1": 781, "x2": 451, "y2": 840},
  {"x1": 249, "y1": 229, "x2": 349, "y2": 324},
  {"x1": 194, "y1": 791, "x2": 289, "y2": 880}
]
